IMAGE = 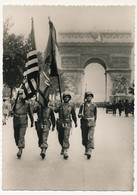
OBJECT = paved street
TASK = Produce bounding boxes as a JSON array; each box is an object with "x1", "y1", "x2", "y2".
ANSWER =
[{"x1": 2, "y1": 108, "x2": 134, "y2": 191}]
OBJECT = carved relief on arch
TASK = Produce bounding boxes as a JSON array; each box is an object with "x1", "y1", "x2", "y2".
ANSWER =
[
  {"x1": 61, "y1": 56, "x2": 79, "y2": 68},
  {"x1": 110, "y1": 56, "x2": 129, "y2": 68},
  {"x1": 110, "y1": 73, "x2": 130, "y2": 95}
]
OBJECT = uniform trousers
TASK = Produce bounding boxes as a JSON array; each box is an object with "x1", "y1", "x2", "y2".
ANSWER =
[
  {"x1": 36, "y1": 125, "x2": 50, "y2": 149},
  {"x1": 58, "y1": 126, "x2": 71, "y2": 149},
  {"x1": 81, "y1": 125, "x2": 95, "y2": 150},
  {"x1": 13, "y1": 124, "x2": 27, "y2": 148}
]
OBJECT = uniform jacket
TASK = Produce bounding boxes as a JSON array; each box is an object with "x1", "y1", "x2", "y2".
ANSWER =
[
  {"x1": 36, "y1": 105, "x2": 55, "y2": 128},
  {"x1": 78, "y1": 101, "x2": 97, "y2": 121},
  {"x1": 54, "y1": 103, "x2": 77, "y2": 125},
  {"x1": 13, "y1": 100, "x2": 33, "y2": 126}
]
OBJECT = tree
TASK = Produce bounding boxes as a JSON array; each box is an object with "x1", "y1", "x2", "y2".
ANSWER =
[
  {"x1": 49, "y1": 71, "x2": 78, "y2": 101},
  {"x1": 3, "y1": 18, "x2": 27, "y2": 98},
  {"x1": 37, "y1": 51, "x2": 43, "y2": 68}
]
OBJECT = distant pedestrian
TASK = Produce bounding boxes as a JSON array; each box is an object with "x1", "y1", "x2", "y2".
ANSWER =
[
  {"x1": 78, "y1": 91, "x2": 97, "y2": 159},
  {"x1": 34, "y1": 100, "x2": 55, "y2": 159},
  {"x1": 117, "y1": 100, "x2": 123, "y2": 116},
  {"x1": 12, "y1": 89, "x2": 34, "y2": 159},
  {"x1": 54, "y1": 92, "x2": 77, "y2": 160},
  {"x1": 112, "y1": 100, "x2": 117, "y2": 116},
  {"x1": 124, "y1": 99, "x2": 129, "y2": 117},
  {"x1": 3, "y1": 98, "x2": 9, "y2": 125},
  {"x1": 130, "y1": 100, "x2": 134, "y2": 116}
]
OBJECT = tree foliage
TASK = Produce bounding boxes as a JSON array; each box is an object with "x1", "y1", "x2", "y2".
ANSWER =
[
  {"x1": 3, "y1": 18, "x2": 27, "y2": 94},
  {"x1": 49, "y1": 72, "x2": 77, "y2": 96}
]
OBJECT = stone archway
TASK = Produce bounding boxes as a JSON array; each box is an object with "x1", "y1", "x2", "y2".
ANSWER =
[
  {"x1": 58, "y1": 31, "x2": 134, "y2": 102},
  {"x1": 84, "y1": 58, "x2": 106, "y2": 102}
]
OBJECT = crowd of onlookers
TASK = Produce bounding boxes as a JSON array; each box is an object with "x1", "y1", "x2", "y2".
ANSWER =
[{"x1": 111, "y1": 99, "x2": 134, "y2": 117}]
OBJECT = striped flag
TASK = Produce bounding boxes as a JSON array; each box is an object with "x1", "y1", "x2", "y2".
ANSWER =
[
  {"x1": 38, "y1": 19, "x2": 58, "y2": 107},
  {"x1": 22, "y1": 18, "x2": 39, "y2": 99}
]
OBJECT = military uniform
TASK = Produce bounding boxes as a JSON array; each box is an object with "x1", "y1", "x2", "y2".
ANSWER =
[
  {"x1": 35, "y1": 103, "x2": 55, "y2": 159},
  {"x1": 54, "y1": 93, "x2": 77, "y2": 159},
  {"x1": 13, "y1": 89, "x2": 34, "y2": 158},
  {"x1": 78, "y1": 91, "x2": 97, "y2": 159}
]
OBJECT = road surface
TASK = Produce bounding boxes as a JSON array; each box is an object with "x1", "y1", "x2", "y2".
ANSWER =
[{"x1": 2, "y1": 108, "x2": 134, "y2": 191}]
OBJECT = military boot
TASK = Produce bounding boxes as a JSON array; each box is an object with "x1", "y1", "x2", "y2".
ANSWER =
[
  {"x1": 40, "y1": 148, "x2": 46, "y2": 159},
  {"x1": 63, "y1": 149, "x2": 68, "y2": 160},
  {"x1": 17, "y1": 148, "x2": 23, "y2": 159},
  {"x1": 86, "y1": 148, "x2": 92, "y2": 159}
]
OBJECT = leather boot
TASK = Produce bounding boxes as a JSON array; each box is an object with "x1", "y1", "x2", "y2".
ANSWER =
[
  {"x1": 40, "y1": 148, "x2": 46, "y2": 159},
  {"x1": 87, "y1": 148, "x2": 92, "y2": 159},
  {"x1": 63, "y1": 149, "x2": 68, "y2": 159},
  {"x1": 17, "y1": 148, "x2": 23, "y2": 159}
]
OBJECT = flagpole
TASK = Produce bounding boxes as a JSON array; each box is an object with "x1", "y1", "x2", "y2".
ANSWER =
[
  {"x1": 48, "y1": 17, "x2": 63, "y2": 106},
  {"x1": 31, "y1": 17, "x2": 39, "y2": 102},
  {"x1": 57, "y1": 74, "x2": 63, "y2": 105}
]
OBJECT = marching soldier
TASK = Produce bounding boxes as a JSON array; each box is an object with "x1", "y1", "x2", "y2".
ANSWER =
[
  {"x1": 54, "y1": 92, "x2": 77, "y2": 160},
  {"x1": 34, "y1": 100, "x2": 55, "y2": 159},
  {"x1": 78, "y1": 91, "x2": 97, "y2": 159},
  {"x1": 13, "y1": 89, "x2": 34, "y2": 159}
]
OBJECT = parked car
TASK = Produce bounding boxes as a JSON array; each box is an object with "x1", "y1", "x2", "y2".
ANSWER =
[{"x1": 105, "y1": 103, "x2": 113, "y2": 113}]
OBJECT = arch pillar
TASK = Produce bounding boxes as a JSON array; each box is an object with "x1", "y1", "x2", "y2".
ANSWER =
[{"x1": 105, "y1": 70, "x2": 107, "y2": 102}]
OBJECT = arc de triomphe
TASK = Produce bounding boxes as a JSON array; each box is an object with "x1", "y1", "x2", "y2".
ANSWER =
[{"x1": 58, "y1": 31, "x2": 134, "y2": 102}]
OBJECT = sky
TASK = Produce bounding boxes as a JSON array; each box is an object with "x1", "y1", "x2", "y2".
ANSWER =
[{"x1": 3, "y1": 5, "x2": 135, "y2": 52}]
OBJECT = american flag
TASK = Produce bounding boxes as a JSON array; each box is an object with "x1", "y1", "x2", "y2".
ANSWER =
[
  {"x1": 22, "y1": 18, "x2": 39, "y2": 100},
  {"x1": 38, "y1": 20, "x2": 58, "y2": 107}
]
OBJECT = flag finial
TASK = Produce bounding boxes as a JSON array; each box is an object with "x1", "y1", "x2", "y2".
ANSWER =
[{"x1": 48, "y1": 16, "x2": 51, "y2": 21}]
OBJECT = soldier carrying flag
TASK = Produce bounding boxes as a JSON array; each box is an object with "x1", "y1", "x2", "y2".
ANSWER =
[
  {"x1": 34, "y1": 18, "x2": 58, "y2": 159},
  {"x1": 34, "y1": 100, "x2": 55, "y2": 159},
  {"x1": 12, "y1": 18, "x2": 39, "y2": 159},
  {"x1": 13, "y1": 89, "x2": 34, "y2": 159}
]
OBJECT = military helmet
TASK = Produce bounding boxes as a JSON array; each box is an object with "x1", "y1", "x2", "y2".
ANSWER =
[
  {"x1": 85, "y1": 91, "x2": 94, "y2": 98},
  {"x1": 18, "y1": 89, "x2": 24, "y2": 95},
  {"x1": 63, "y1": 92, "x2": 71, "y2": 100}
]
